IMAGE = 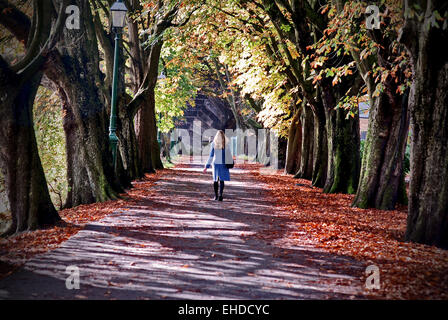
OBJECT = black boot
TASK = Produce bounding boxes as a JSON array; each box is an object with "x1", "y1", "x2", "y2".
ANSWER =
[
  {"x1": 213, "y1": 181, "x2": 219, "y2": 200},
  {"x1": 218, "y1": 181, "x2": 224, "y2": 201}
]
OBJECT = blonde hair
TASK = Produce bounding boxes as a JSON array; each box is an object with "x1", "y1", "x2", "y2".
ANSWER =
[{"x1": 213, "y1": 130, "x2": 227, "y2": 149}]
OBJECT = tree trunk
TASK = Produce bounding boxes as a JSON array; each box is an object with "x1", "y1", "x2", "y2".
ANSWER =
[
  {"x1": 323, "y1": 106, "x2": 360, "y2": 194},
  {"x1": 321, "y1": 82, "x2": 360, "y2": 194},
  {"x1": 0, "y1": 62, "x2": 59, "y2": 235},
  {"x1": 401, "y1": 0, "x2": 448, "y2": 248},
  {"x1": 285, "y1": 109, "x2": 302, "y2": 174},
  {"x1": 0, "y1": 0, "x2": 60, "y2": 235},
  {"x1": 92, "y1": 0, "x2": 140, "y2": 187},
  {"x1": 311, "y1": 107, "x2": 328, "y2": 188},
  {"x1": 353, "y1": 90, "x2": 410, "y2": 209},
  {"x1": 133, "y1": 39, "x2": 164, "y2": 172},
  {"x1": 295, "y1": 106, "x2": 314, "y2": 179},
  {"x1": 277, "y1": 136, "x2": 288, "y2": 170},
  {"x1": 45, "y1": 0, "x2": 119, "y2": 207},
  {"x1": 135, "y1": 97, "x2": 157, "y2": 173},
  {"x1": 54, "y1": 71, "x2": 118, "y2": 207},
  {"x1": 116, "y1": 98, "x2": 142, "y2": 185}
]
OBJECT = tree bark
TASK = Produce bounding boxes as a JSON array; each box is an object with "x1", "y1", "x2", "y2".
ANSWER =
[
  {"x1": 401, "y1": 0, "x2": 448, "y2": 248},
  {"x1": 0, "y1": 60, "x2": 59, "y2": 235},
  {"x1": 133, "y1": 35, "x2": 164, "y2": 173},
  {"x1": 135, "y1": 93, "x2": 161, "y2": 173},
  {"x1": 91, "y1": 1, "x2": 141, "y2": 186},
  {"x1": 47, "y1": 56, "x2": 118, "y2": 207},
  {"x1": 0, "y1": 0, "x2": 61, "y2": 234},
  {"x1": 353, "y1": 90, "x2": 410, "y2": 209},
  {"x1": 277, "y1": 136, "x2": 288, "y2": 170},
  {"x1": 285, "y1": 109, "x2": 302, "y2": 174},
  {"x1": 261, "y1": 0, "x2": 360, "y2": 192},
  {"x1": 127, "y1": 0, "x2": 190, "y2": 173},
  {"x1": 342, "y1": 0, "x2": 411, "y2": 209},
  {"x1": 131, "y1": 34, "x2": 164, "y2": 173},
  {"x1": 311, "y1": 106, "x2": 328, "y2": 188},
  {"x1": 45, "y1": 0, "x2": 120, "y2": 207},
  {"x1": 321, "y1": 81, "x2": 361, "y2": 194},
  {"x1": 116, "y1": 97, "x2": 142, "y2": 185},
  {"x1": 295, "y1": 106, "x2": 314, "y2": 179}
]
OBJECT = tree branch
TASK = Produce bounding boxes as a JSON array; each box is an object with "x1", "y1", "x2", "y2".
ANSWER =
[
  {"x1": 169, "y1": 2, "x2": 203, "y2": 28},
  {"x1": 0, "y1": 0, "x2": 31, "y2": 43},
  {"x1": 18, "y1": 1, "x2": 65, "y2": 80}
]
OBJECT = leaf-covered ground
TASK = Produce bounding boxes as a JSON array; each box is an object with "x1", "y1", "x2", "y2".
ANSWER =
[
  {"x1": 242, "y1": 164, "x2": 448, "y2": 299},
  {"x1": 1, "y1": 162, "x2": 447, "y2": 299},
  {"x1": 0, "y1": 164, "x2": 365, "y2": 299},
  {"x1": 0, "y1": 170, "x2": 167, "y2": 280}
]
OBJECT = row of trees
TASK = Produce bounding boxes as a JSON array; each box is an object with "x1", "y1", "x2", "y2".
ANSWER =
[
  {"x1": 0, "y1": 0, "x2": 446, "y2": 248},
  {"x1": 0, "y1": 0, "x2": 198, "y2": 234},
  {"x1": 165, "y1": 0, "x2": 447, "y2": 248}
]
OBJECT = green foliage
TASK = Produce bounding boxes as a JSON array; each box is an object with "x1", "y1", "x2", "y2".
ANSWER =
[
  {"x1": 33, "y1": 86, "x2": 68, "y2": 210},
  {"x1": 155, "y1": 45, "x2": 198, "y2": 133},
  {"x1": 173, "y1": 0, "x2": 295, "y2": 136}
]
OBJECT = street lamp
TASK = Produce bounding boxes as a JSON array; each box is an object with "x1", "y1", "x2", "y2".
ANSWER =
[
  {"x1": 111, "y1": 1, "x2": 127, "y2": 28},
  {"x1": 109, "y1": 0, "x2": 127, "y2": 170}
]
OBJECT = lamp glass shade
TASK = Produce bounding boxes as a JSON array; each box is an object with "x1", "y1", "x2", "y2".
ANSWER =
[{"x1": 111, "y1": 1, "x2": 128, "y2": 28}]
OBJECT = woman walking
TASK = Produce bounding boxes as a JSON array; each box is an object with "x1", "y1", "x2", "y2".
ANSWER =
[{"x1": 203, "y1": 130, "x2": 233, "y2": 201}]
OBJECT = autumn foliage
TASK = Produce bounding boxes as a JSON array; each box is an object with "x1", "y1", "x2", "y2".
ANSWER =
[
  {"x1": 241, "y1": 164, "x2": 448, "y2": 299},
  {"x1": 1, "y1": 161, "x2": 448, "y2": 299}
]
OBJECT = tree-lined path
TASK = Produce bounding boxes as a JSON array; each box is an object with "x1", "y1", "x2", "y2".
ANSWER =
[
  {"x1": 1, "y1": 0, "x2": 448, "y2": 302},
  {"x1": 0, "y1": 163, "x2": 364, "y2": 299}
]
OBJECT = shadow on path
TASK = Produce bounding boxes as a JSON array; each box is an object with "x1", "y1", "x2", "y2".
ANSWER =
[{"x1": 0, "y1": 164, "x2": 366, "y2": 299}]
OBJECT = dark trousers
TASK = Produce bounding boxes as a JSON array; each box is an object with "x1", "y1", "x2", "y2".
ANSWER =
[{"x1": 213, "y1": 180, "x2": 225, "y2": 196}]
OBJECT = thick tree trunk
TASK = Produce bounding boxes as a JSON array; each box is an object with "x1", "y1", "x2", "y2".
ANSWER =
[
  {"x1": 323, "y1": 107, "x2": 360, "y2": 194},
  {"x1": 285, "y1": 109, "x2": 302, "y2": 174},
  {"x1": 0, "y1": 64, "x2": 59, "y2": 235},
  {"x1": 311, "y1": 108, "x2": 328, "y2": 188},
  {"x1": 353, "y1": 91, "x2": 410, "y2": 209},
  {"x1": 146, "y1": 90, "x2": 163, "y2": 170},
  {"x1": 401, "y1": 1, "x2": 448, "y2": 248},
  {"x1": 345, "y1": 0, "x2": 411, "y2": 209},
  {"x1": 45, "y1": 0, "x2": 119, "y2": 207},
  {"x1": 133, "y1": 39, "x2": 164, "y2": 172},
  {"x1": 55, "y1": 73, "x2": 118, "y2": 208},
  {"x1": 321, "y1": 85, "x2": 360, "y2": 194},
  {"x1": 135, "y1": 97, "x2": 158, "y2": 173},
  {"x1": 295, "y1": 106, "x2": 314, "y2": 179},
  {"x1": 0, "y1": 0, "x2": 60, "y2": 235}
]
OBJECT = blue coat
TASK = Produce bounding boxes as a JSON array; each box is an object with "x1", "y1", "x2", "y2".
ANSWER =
[{"x1": 205, "y1": 142, "x2": 232, "y2": 181}]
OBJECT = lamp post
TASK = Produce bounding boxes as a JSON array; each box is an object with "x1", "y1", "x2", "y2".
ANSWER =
[{"x1": 109, "y1": 0, "x2": 128, "y2": 169}]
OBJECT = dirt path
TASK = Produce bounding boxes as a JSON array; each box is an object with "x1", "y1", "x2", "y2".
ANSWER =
[{"x1": 0, "y1": 164, "x2": 366, "y2": 299}]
